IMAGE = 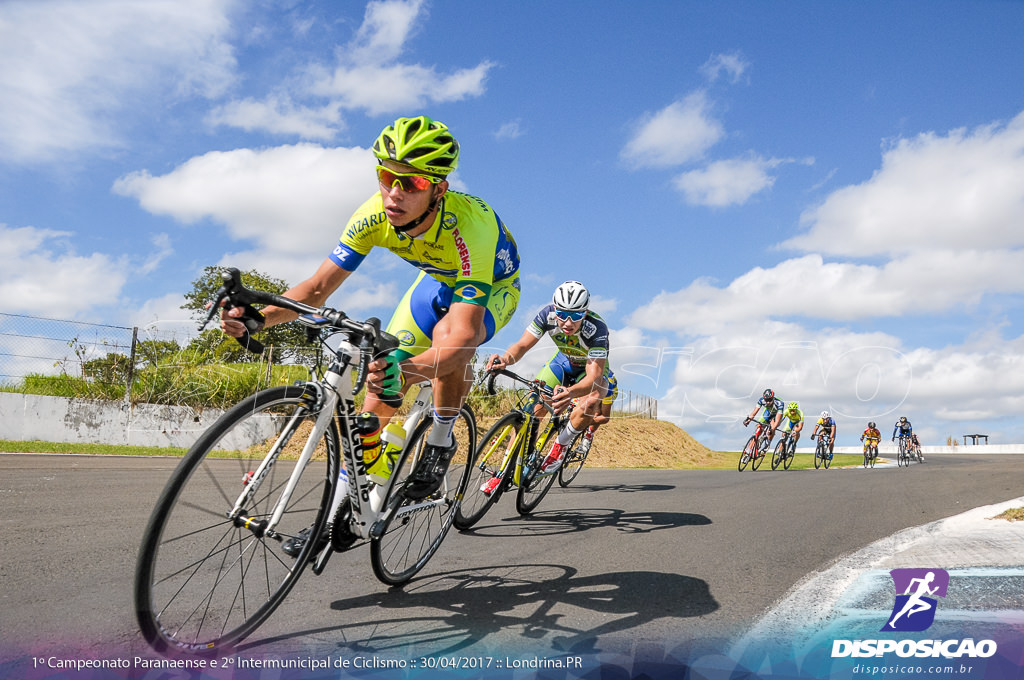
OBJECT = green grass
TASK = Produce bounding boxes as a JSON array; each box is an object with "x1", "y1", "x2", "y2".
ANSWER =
[
  {"x1": 993, "y1": 507, "x2": 1024, "y2": 522},
  {"x1": 0, "y1": 440, "x2": 188, "y2": 457}
]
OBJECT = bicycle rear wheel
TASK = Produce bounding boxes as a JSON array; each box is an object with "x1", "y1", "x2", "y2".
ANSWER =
[
  {"x1": 557, "y1": 431, "x2": 588, "y2": 487},
  {"x1": 134, "y1": 385, "x2": 337, "y2": 654},
  {"x1": 751, "y1": 435, "x2": 767, "y2": 470},
  {"x1": 739, "y1": 435, "x2": 756, "y2": 471},
  {"x1": 516, "y1": 417, "x2": 561, "y2": 514},
  {"x1": 370, "y1": 406, "x2": 476, "y2": 586},
  {"x1": 455, "y1": 412, "x2": 521, "y2": 530}
]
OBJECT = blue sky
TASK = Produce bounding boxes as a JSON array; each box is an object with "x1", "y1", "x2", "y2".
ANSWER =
[{"x1": 2, "y1": 0, "x2": 1024, "y2": 450}]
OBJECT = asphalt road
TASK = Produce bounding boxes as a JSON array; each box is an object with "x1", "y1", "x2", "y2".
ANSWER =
[{"x1": 2, "y1": 452, "x2": 1022, "y2": 671}]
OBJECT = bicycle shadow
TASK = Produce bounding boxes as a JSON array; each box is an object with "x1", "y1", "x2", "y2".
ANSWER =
[
  {"x1": 240, "y1": 563, "x2": 718, "y2": 658},
  {"x1": 461, "y1": 507, "x2": 712, "y2": 537},
  {"x1": 560, "y1": 482, "x2": 676, "y2": 494}
]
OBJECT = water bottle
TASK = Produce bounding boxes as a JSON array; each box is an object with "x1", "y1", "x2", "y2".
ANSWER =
[
  {"x1": 355, "y1": 411, "x2": 382, "y2": 468},
  {"x1": 368, "y1": 423, "x2": 406, "y2": 485}
]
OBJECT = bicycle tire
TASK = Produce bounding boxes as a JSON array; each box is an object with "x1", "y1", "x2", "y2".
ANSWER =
[
  {"x1": 516, "y1": 416, "x2": 561, "y2": 514},
  {"x1": 814, "y1": 440, "x2": 824, "y2": 469},
  {"x1": 897, "y1": 438, "x2": 907, "y2": 468},
  {"x1": 557, "y1": 431, "x2": 588, "y2": 487},
  {"x1": 739, "y1": 435, "x2": 756, "y2": 471},
  {"x1": 869, "y1": 445, "x2": 877, "y2": 468},
  {"x1": 370, "y1": 406, "x2": 475, "y2": 586},
  {"x1": 823, "y1": 443, "x2": 832, "y2": 469},
  {"x1": 454, "y1": 412, "x2": 522, "y2": 530},
  {"x1": 783, "y1": 438, "x2": 795, "y2": 470},
  {"x1": 135, "y1": 385, "x2": 337, "y2": 654},
  {"x1": 751, "y1": 435, "x2": 767, "y2": 470},
  {"x1": 771, "y1": 438, "x2": 785, "y2": 470}
]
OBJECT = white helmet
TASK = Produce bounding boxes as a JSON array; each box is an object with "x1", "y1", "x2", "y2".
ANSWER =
[
  {"x1": 820, "y1": 410, "x2": 830, "y2": 419},
  {"x1": 553, "y1": 280, "x2": 590, "y2": 312}
]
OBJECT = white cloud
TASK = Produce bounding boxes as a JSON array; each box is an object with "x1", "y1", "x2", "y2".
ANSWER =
[
  {"x1": 113, "y1": 143, "x2": 378, "y2": 259},
  {"x1": 621, "y1": 92, "x2": 724, "y2": 169},
  {"x1": 494, "y1": 121, "x2": 524, "y2": 140},
  {"x1": 674, "y1": 156, "x2": 777, "y2": 207},
  {"x1": 700, "y1": 52, "x2": 750, "y2": 83},
  {"x1": 787, "y1": 111, "x2": 1024, "y2": 257},
  {"x1": 0, "y1": 225, "x2": 127, "y2": 316},
  {"x1": 0, "y1": 0, "x2": 237, "y2": 162},
  {"x1": 206, "y1": 96, "x2": 344, "y2": 140}
]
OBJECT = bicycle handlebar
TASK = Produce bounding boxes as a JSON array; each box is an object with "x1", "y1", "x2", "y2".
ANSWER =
[
  {"x1": 201, "y1": 267, "x2": 400, "y2": 395},
  {"x1": 483, "y1": 367, "x2": 558, "y2": 416}
]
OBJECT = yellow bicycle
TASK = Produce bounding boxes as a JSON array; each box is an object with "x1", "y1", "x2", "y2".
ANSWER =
[{"x1": 455, "y1": 368, "x2": 574, "y2": 529}]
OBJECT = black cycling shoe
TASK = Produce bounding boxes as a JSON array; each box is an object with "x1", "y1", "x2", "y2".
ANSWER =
[
  {"x1": 404, "y1": 439, "x2": 458, "y2": 500},
  {"x1": 282, "y1": 524, "x2": 329, "y2": 558}
]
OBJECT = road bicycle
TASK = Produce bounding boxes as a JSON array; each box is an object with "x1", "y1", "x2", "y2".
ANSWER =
[
  {"x1": 455, "y1": 368, "x2": 575, "y2": 529},
  {"x1": 812, "y1": 433, "x2": 832, "y2": 469},
  {"x1": 739, "y1": 419, "x2": 772, "y2": 471},
  {"x1": 862, "y1": 438, "x2": 879, "y2": 468},
  {"x1": 771, "y1": 430, "x2": 797, "y2": 470},
  {"x1": 896, "y1": 434, "x2": 914, "y2": 467},
  {"x1": 134, "y1": 269, "x2": 475, "y2": 655}
]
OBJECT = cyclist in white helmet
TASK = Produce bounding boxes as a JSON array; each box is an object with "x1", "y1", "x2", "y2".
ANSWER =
[
  {"x1": 487, "y1": 280, "x2": 615, "y2": 479},
  {"x1": 811, "y1": 409, "x2": 838, "y2": 457}
]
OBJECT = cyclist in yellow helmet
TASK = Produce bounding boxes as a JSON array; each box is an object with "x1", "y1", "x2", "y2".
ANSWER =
[
  {"x1": 221, "y1": 116, "x2": 521, "y2": 510},
  {"x1": 778, "y1": 401, "x2": 805, "y2": 445}
]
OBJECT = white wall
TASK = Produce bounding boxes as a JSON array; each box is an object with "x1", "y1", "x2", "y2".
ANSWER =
[{"x1": 0, "y1": 392, "x2": 278, "y2": 449}]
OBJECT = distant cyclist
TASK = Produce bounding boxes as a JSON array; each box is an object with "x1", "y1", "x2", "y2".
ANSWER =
[
  {"x1": 892, "y1": 416, "x2": 913, "y2": 446},
  {"x1": 743, "y1": 388, "x2": 785, "y2": 447},
  {"x1": 778, "y1": 401, "x2": 805, "y2": 446},
  {"x1": 488, "y1": 280, "x2": 615, "y2": 476},
  {"x1": 811, "y1": 410, "x2": 838, "y2": 457},
  {"x1": 860, "y1": 421, "x2": 881, "y2": 462},
  {"x1": 910, "y1": 432, "x2": 925, "y2": 462}
]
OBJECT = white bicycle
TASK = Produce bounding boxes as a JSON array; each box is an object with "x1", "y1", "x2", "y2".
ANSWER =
[{"x1": 134, "y1": 268, "x2": 476, "y2": 654}]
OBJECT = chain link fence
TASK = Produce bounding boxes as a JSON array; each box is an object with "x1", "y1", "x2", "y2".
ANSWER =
[{"x1": 2, "y1": 312, "x2": 657, "y2": 417}]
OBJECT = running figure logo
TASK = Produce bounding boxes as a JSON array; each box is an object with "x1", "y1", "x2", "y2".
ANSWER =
[{"x1": 881, "y1": 568, "x2": 950, "y2": 632}]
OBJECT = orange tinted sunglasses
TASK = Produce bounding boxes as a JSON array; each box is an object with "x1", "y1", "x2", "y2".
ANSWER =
[{"x1": 376, "y1": 166, "x2": 443, "y2": 192}]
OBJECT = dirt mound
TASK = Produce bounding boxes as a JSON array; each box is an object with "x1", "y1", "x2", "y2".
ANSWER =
[{"x1": 585, "y1": 417, "x2": 718, "y2": 469}]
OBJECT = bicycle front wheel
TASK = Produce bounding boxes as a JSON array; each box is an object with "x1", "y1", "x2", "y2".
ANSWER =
[
  {"x1": 739, "y1": 436, "x2": 756, "y2": 471},
  {"x1": 134, "y1": 385, "x2": 338, "y2": 654},
  {"x1": 455, "y1": 412, "x2": 522, "y2": 530},
  {"x1": 557, "y1": 431, "x2": 588, "y2": 487},
  {"x1": 516, "y1": 418, "x2": 560, "y2": 514},
  {"x1": 823, "y1": 444, "x2": 832, "y2": 469},
  {"x1": 869, "y1": 446, "x2": 877, "y2": 468},
  {"x1": 783, "y1": 439, "x2": 795, "y2": 470},
  {"x1": 814, "y1": 441, "x2": 824, "y2": 469},
  {"x1": 370, "y1": 406, "x2": 476, "y2": 586},
  {"x1": 771, "y1": 439, "x2": 785, "y2": 470}
]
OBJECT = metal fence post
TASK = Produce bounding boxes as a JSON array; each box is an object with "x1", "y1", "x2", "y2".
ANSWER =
[{"x1": 123, "y1": 327, "x2": 139, "y2": 406}]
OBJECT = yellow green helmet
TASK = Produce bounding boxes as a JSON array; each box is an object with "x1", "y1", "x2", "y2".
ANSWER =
[
  {"x1": 372, "y1": 116, "x2": 459, "y2": 176},
  {"x1": 787, "y1": 401, "x2": 799, "y2": 411}
]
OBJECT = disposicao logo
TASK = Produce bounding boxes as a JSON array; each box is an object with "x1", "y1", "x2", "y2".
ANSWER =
[
  {"x1": 831, "y1": 568, "x2": 997, "y2": 659},
  {"x1": 882, "y1": 568, "x2": 949, "y2": 632}
]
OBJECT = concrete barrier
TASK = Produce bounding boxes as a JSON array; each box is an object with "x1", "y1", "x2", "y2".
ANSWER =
[
  {"x1": 795, "y1": 444, "x2": 1024, "y2": 455},
  {"x1": 0, "y1": 392, "x2": 279, "y2": 449}
]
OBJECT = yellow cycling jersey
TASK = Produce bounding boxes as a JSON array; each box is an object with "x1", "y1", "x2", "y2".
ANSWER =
[
  {"x1": 862, "y1": 427, "x2": 881, "y2": 441},
  {"x1": 816, "y1": 417, "x2": 836, "y2": 431},
  {"x1": 330, "y1": 191, "x2": 520, "y2": 306}
]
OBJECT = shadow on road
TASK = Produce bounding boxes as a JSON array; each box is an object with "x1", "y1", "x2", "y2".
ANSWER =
[
  {"x1": 459, "y1": 507, "x2": 712, "y2": 537},
  {"x1": 240, "y1": 564, "x2": 718, "y2": 658}
]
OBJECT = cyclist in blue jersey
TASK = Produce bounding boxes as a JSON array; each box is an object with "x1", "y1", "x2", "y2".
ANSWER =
[
  {"x1": 743, "y1": 388, "x2": 785, "y2": 448},
  {"x1": 222, "y1": 116, "x2": 520, "y2": 511},
  {"x1": 488, "y1": 281, "x2": 615, "y2": 476}
]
